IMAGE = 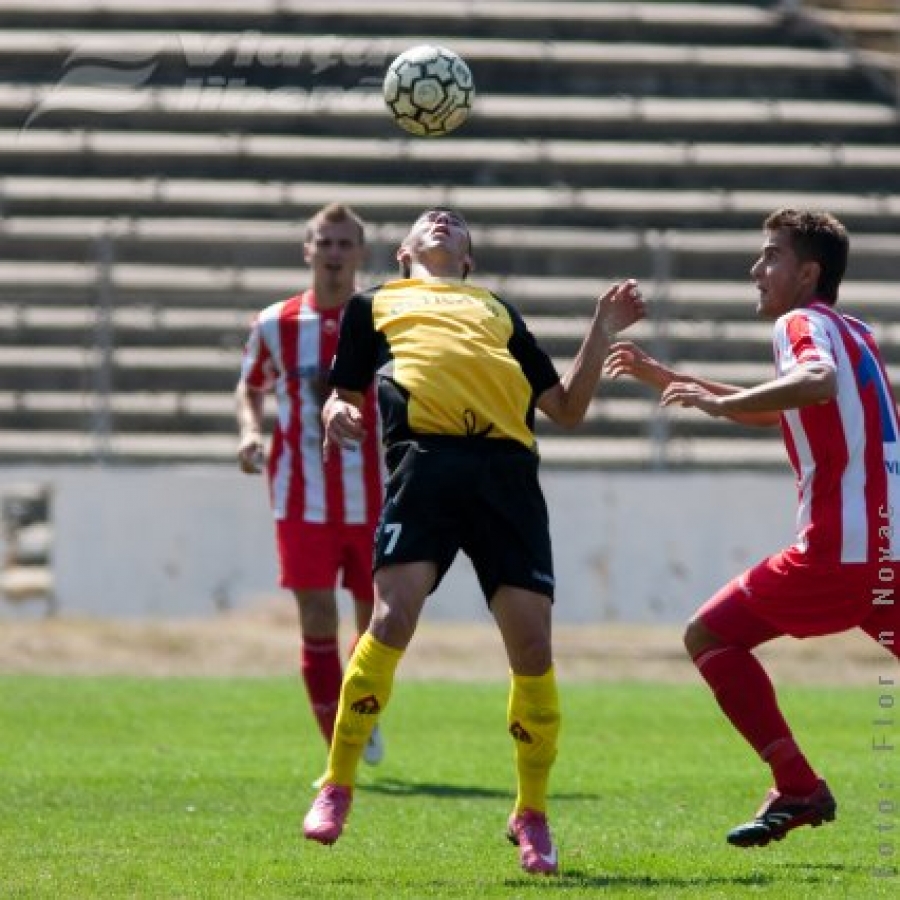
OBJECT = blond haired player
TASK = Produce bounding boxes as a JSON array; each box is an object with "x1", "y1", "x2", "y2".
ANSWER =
[{"x1": 236, "y1": 203, "x2": 385, "y2": 775}]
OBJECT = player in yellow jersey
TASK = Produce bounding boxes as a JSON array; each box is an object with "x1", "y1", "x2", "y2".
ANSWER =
[{"x1": 302, "y1": 207, "x2": 645, "y2": 876}]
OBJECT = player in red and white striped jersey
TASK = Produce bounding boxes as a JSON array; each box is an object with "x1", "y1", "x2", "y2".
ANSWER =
[
  {"x1": 606, "y1": 208, "x2": 898, "y2": 848},
  {"x1": 235, "y1": 203, "x2": 385, "y2": 770}
]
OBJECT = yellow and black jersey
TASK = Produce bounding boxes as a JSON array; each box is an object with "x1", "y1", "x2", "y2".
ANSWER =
[{"x1": 329, "y1": 278, "x2": 560, "y2": 451}]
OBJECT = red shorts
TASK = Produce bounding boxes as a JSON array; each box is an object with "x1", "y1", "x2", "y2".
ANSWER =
[
  {"x1": 698, "y1": 546, "x2": 899, "y2": 657},
  {"x1": 275, "y1": 518, "x2": 377, "y2": 602}
]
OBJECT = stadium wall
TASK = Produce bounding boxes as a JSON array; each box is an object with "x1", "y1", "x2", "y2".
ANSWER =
[{"x1": 0, "y1": 468, "x2": 795, "y2": 624}]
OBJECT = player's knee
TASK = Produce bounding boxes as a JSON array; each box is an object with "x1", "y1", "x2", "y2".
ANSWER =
[
  {"x1": 683, "y1": 616, "x2": 721, "y2": 658},
  {"x1": 368, "y1": 599, "x2": 420, "y2": 650},
  {"x1": 296, "y1": 590, "x2": 340, "y2": 635},
  {"x1": 508, "y1": 637, "x2": 553, "y2": 676}
]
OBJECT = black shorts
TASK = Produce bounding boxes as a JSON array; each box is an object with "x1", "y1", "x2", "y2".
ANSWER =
[{"x1": 374, "y1": 436, "x2": 555, "y2": 603}]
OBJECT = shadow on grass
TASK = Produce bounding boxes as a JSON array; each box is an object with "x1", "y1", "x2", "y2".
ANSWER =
[
  {"x1": 312, "y1": 872, "x2": 776, "y2": 892},
  {"x1": 359, "y1": 776, "x2": 508, "y2": 799},
  {"x1": 542, "y1": 862, "x2": 870, "y2": 890},
  {"x1": 511, "y1": 871, "x2": 775, "y2": 890},
  {"x1": 360, "y1": 776, "x2": 600, "y2": 802},
  {"x1": 779, "y1": 862, "x2": 851, "y2": 872}
]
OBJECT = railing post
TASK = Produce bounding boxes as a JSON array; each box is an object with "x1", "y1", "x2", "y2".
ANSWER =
[
  {"x1": 778, "y1": 0, "x2": 803, "y2": 16},
  {"x1": 896, "y1": 0, "x2": 900, "y2": 116},
  {"x1": 93, "y1": 230, "x2": 114, "y2": 465},
  {"x1": 646, "y1": 229, "x2": 672, "y2": 470}
]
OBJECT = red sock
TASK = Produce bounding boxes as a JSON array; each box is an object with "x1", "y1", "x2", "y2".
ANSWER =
[
  {"x1": 693, "y1": 646, "x2": 819, "y2": 796},
  {"x1": 300, "y1": 636, "x2": 343, "y2": 744}
]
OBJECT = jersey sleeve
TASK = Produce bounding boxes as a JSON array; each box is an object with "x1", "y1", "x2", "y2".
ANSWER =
[
  {"x1": 775, "y1": 308, "x2": 837, "y2": 376},
  {"x1": 239, "y1": 315, "x2": 277, "y2": 391},
  {"x1": 503, "y1": 299, "x2": 560, "y2": 396},
  {"x1": 328, "y1": 289, "x2": 378, "y2": 393}
]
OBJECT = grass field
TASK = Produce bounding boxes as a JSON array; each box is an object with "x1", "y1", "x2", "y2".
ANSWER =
[{"x1": 0, "y1": 677, "x2": 896, "y2": 899}]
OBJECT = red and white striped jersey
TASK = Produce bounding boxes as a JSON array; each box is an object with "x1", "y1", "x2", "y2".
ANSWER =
[
  {"x1": 240, "y1": 290, "x2": 383, "y2": 523},
  {"x1": 775, "y1": 300, "x2": 900, "y2": 563}
]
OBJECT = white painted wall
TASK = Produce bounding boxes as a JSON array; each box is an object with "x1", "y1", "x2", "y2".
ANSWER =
[{"x1": 0, "y1": 466, "x2": 797, "y2": 624}]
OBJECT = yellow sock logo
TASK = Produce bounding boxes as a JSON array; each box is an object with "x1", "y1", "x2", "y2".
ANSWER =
[
  {"x1": 351, "y1": 694, "x2": 381, "y2": 715},
  {"x1": 509, "y1": 720, "x2": 533, "y2": 743}
]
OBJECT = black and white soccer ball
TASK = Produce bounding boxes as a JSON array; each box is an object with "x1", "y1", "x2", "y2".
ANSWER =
[{"x1": 383, "y1": 45, "x2": 475, "y2": 137}]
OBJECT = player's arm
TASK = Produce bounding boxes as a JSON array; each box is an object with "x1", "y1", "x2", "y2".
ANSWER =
[
  {"x1": 322, "y1": 290, "x2": 378, "y2": 457},
  {"x1": 537, "y1": 279, "x2": 646, "y2": 427},
  {"x1": 235, "y1": 380, "x2": 267, "y2": 473},
  {"x1": 322, "y1": 388, "x2": 367, "y2": 456},
  {"x1": 604, "y1": 341, "x2": 782, "y2": 427},
  {"x1": 663, "y1": 362, "x2": 837, "y2": 419}
]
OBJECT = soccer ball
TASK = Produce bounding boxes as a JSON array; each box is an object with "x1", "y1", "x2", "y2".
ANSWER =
[{"x1": 383, "y1": 45, "x2": 475, "y2": 137}]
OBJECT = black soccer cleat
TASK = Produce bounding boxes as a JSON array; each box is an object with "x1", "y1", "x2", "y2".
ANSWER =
[{"x1": 727, "y1": 779, "x2": 837, "y2": 848}]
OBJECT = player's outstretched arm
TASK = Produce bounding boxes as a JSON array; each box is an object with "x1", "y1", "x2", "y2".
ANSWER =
[
  {"x1": 605, "y1": 341, "x2": 782, "y2": 428},
  {"x1": 663, "y1": 363, "x2": 836, "y2": 422},
  {"x1": 538, "y1": 279, "x2": 646, "y2": 428},
  {"x1": 603, "y1": 341, "x2": 676, "y2": 393}
]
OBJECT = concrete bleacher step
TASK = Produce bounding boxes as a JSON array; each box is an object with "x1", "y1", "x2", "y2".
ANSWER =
[
  {"x1": 487, "y1": 275, "x2": 900, "y2": 318},
  {"x1": 0, "y1": 304, "x2": 251, "y2": 350},
  {"x1": 0, "y1": 389, "x2": 663, "y2": 436},
  {"x1": 0, "y1": 299, "x2": 780, "y2": 357},
  {"x1": 0, "y1": 1, "x2": 792, "y2": 46},
  {"x1": 0, "y1": 428, "x2": 236, "y2": 463},
  {"x1": 3, "y1": 176, "x2": 900, "y2": 230},
  {"x1": 4, "y1": 84, "x2": 896, "y2": 143},
  {"x1": 0, "y1": 29, "x2": 870, "y2": 101},
  {"x1": 533, "y1": 434, "x2": 788, "y2": 469},
  {"x1": 0, "y1": 343, "x2": 234, "y2": 392},
  {"x1": 801, "y1": 1, "x2": 900, "y2": 84},
  {"x1": 814, "y1": 7, "x2": 900, "y2": 55},
  {"x1": 781, "y1": 0, "x2": 900, "y2": 113},
  {"x1": 0, "y1": 417, "x2": 789, "y2": 469},
  {"x1": 0, "y1": 389, "x2": 238, "y2": 432},
  {"x1": 3, "y1": 344, "x2": 885, "y2": 406},
  {"x1": 0, "y1": 426, "x2": 789, "y2": 469},
  {"x1": 4, "y1": 129, "x2": 900, "y2": 194},
  {"x1": 4, "y1": 215, "x2": 900, "y2": 283},
  {"x1": 0, "y1": 261, "x2": 896, "y2": 327}
]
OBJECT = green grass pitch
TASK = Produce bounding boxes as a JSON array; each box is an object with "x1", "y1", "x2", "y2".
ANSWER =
[{"x1": 0, "y1": 676, "x2": 896, "y2": 898}]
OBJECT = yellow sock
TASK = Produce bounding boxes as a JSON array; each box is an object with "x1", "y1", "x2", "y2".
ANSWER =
[
  {"x1": 508, "y1": 667, "x2": 560, "y2": 814},
  {"x1": 325, "y1": 633, "x2": 403, "y2": 787}
]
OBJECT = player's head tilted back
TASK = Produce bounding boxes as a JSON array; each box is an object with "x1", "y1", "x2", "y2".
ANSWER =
[
  {"x1": 752, "y1": 208, "x2": 849, "y2": 319},
  {"x1": 396, "y1": 207, "x2": 474, "y2": 280}
]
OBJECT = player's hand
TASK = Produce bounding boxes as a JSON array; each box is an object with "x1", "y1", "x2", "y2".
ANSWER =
[
  {"x1": 597, "y1": 279, "x2": 646, "y2": 337},
  {"x1": 322, "y1": 396, "x2": 366, "y2": 459},
  {"x1": 603, "y1": 341, "x2": 658, "y2": 381},
  {"x1": 237, "y1": 435, "x2": 266, "y2": 474},
  {"x1": 661, "y1": 381, "x2": 724, "y2": 417}
]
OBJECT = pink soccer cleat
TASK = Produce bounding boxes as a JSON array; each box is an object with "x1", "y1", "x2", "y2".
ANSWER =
[
  {"x1": 506, "y1": 808, "x2": 559, "y2": 875},
  {"x1": 303, "y1": 783, "x2": 352, "y2": 845}
]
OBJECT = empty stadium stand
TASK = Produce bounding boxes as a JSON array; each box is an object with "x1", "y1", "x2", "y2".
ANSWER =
[
  {"x1": 0, "y1": 0, "x2": 898, "y2": 468},
  {"x1": 798, "y1": 0, "x2": 900, "y2": 101}
]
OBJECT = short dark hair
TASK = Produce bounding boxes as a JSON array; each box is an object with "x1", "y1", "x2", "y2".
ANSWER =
[
  {"x1": 306, "y1": 202, "x2": 366, "y2": 246},
  {"x1": 763, "y1": 208, "x2": 849, "y2": 304}
]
